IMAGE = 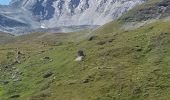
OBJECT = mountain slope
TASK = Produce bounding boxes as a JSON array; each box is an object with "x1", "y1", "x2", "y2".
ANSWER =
[
  {"x1": 0, "y1": 5, "x2": 40, "y2": 35},
  {"x1": 0, "y1": 18, "x2": 170, "y2": 100},
  {"x1": 0, "y1": 0, "x2": 144, "y2": 34},
  {"x1": 0, "y1": 0, "x2": 170, "y2": 100},
  {"x1": 0, "y1": 32, "x2": 14, "y2": 44}
]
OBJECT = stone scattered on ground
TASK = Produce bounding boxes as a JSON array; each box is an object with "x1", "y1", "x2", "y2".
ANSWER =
[
  {"x1": 133, "y1": 46, "x2": 142, "y2": 52},
  {"x1": 75, "y1": 56, "x2": 84, "y2": 61},
  {"x1": 43, "y1": 57, "x2": 50, "y2": 60},
  {"x1": 82, "y1": 79, "x2": 89, "y2": 83},
  {"x1": 16, "y1": 51, "x2": 22, "y2": 64},
  {"x1": 43, "y1": 71, "x2": 53, "y2": 78},
  {"x1": 11, "y1": 69, "x2": 22, "y2": 82},
  {"x1": 88, "y1": 36, "x2": 97, "y2": 41},
  {"x1": 3, "y1": 80, "x2": 9, "y2": 85},
  {"x1": 96, "y1": 41, "x2": 106, "y2": 45},
  {"x1": 41, "y1": 57, "x2": 53, "y2": 62},
  {"x1": 9, "y1": 94, "x2": 20, "y2": 98}
]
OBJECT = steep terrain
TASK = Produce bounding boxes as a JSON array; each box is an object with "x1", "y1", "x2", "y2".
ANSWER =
[
  {"x1": 0, "y1": 0, "x2": 170, "y2": 100},
  {"x1": 0, "y1": 0, "x2": 144, "y2": 34},
  {"x1": 120, "y1": 0, "x2": 170, "y2": 22},
  {"x1": 10, "y1": 0, "x2": 144, "y2": 26},
  {"x1": 0, "y1": 32, "x2": 14, "y2": 44},
  {"x1": 1, "y1": 18, "x2": 170, "y2": 100}
]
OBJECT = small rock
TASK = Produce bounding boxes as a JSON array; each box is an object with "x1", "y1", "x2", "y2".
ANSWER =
[
  {"x1": 13, "y1": 78, "x2": 22, "y2": 82},
  {"x1": 38, "y1": 50, "x2": 45, "y2": 54},
  {"x1": 108, "y1": 39, "x2": 114, "y2": 42},
  {"x1": 135, "y1": 47, "x2": 142, "y2": 52},
  {"x1": 82, "y1": 79, "x2": 89, "y2": 83},
  {"x1": 15, "y1": 51, "x2": 22, "y2": 64},
  {"x1": 88, "y1": 36, "x2": 96, "y2": 41},
  {"x1": 43, "y1": 72, "x2": 53, "y2": 78},
  {"x1": 75, "y1": 50, "x2": 85, "y2": 61},
  {"x1": 9, "y1": 94, "x2": 20, "y2": 98},
  {"x1": 133, "y1": 46, "x2": 142, "y2": 52},
  {"x1": 133, "y1": 87, "x2": 142, "y2": 94},
  {"x1": 4, "y1": 65, "x2": 9, "y2": 68},
  {"x1": 12, "y1": 67, "x2": 16, "y2": 69},
  {"x1": 3, "y1": 81, "x2": 9, "y2": 85},
  {"x1": 75, "y1": 56, "x2": 84, "y2": 61},
  {"x1": 43, "y1": 57, "x2": 50, "y2": 60},
  {"x1": 77, "y1": 50, "x2": 85, "y2": 57},
  {"x1": 97, "y1": 41, "x2": 106, "y2": 45},
  {"x1": 54, "y1": 42, "x2": 62, "y2": 46},
  {"x1": 11, "y1": 74, "x2": 16, "y2": 79}
]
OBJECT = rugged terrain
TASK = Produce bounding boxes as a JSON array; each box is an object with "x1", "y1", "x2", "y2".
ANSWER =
[
  {"x1": 0, "y1": 0, "x2": 170, "y2": 100},
  {"x1": 0, "y1": 0, "x2": 144, "y2": 34}
]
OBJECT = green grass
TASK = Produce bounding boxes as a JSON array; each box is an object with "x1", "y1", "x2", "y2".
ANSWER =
[{"x1": 0, "y1": 19, "x2": 170, "y2": 100}]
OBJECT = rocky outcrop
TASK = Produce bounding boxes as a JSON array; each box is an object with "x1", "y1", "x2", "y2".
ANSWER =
[
  {"x1": 121, "y1": 0, "x2": 170, "y2": 22},
  {"x1": 27, "y1": 0, "x2": 144, "y2": 27},
  {"x1": 0, "y1": 0, "x2": 144, "y2": 34}
]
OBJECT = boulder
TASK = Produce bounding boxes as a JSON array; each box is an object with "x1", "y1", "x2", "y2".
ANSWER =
[
  {"x1": 77, "y1": 50, "x2": 85, "y2": 57},
  {"x1": 88, "y1": 36, "x2": 97, "y2": 41},
  {"x1": 75, "y1": 56, "x2": 84, "y2": 61},
  {"x1": 97, "y1": 41, "x2": 106, "y2": 45},
  {"x1": 82, "y1": 79, "x2": 89, "y2": 83},
  {"x1": 3, "y1": 80, "x2": 9, "y2": 85},
  {"x1": 75, "y1": 50, "x2": 85, "y2": 61},
  {"x1": 43, "y1": 71, "x2": 53, "y2": 78},
  {"x1": 9, "y1": 94, "x2": 20, "y2": 98},
  {"x1": 43, "y1": 57, "x2": 50, "y2": 60}
]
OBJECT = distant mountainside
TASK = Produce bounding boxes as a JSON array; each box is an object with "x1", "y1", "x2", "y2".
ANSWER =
[{"x1": 0, "y1": 0, "x2": 144, "y2": 34}]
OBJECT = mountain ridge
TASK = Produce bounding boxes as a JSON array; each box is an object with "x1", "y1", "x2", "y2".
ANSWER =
[{"x1": 0, "y1": 0, "x2": 144, "y2": 34}]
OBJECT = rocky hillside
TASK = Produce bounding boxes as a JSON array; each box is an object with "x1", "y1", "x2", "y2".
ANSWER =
[
  {"x1": 0, "y1": 0, "x2": 144, "y2": 34},
  {"x1": 120, "y1": 0, "x2": 170, "y2": 22}
]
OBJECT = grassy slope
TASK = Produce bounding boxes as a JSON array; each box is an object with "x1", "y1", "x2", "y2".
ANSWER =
[
  {"x1": 0, "y1": 19, "x2": 170, "y2": 100},
  {"x1": 1, "y1": 0, "x2": 170, "y2": 99},
  {"x1": 0, "y1": 32, "x2": 14, "y2": 44}
]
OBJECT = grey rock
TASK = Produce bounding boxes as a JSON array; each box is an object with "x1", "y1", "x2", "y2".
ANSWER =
[
  {"x1": 77, "y1": 50, "x2": 85, "y2": 57},
  {"x1": 88, "y1": 36, "x2": 97, "y2": 41},
  {"x1": 43, "y1": 71, "x2": 53, "y2": 78},
  {"x1": 0, "y1": 0, "x2": 144, "y2": 34},
  {"x1": 43, "y1": 57, "x2": 50, "y2": 60},
  {"x1": 9, "y1": 94, "x2": 20, "y2": 98},
  {"x1": 82, "y1": 79, "x2": 89, "y2": 83},
  {"x1": 3, "y1": 80, "x2": 9, "y2": 85},
  {"x1": 97, "y1": 41, "x2": 106, "y2": 45}
]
